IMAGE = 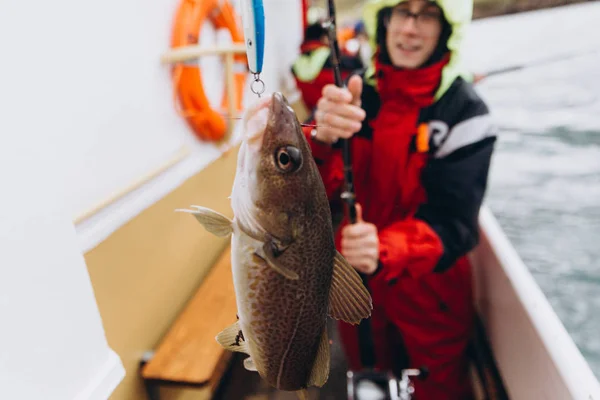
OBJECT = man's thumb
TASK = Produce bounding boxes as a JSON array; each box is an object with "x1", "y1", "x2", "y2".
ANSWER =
[
  {"x1": 354, "y1": 203, "x2": 364, "y2": 223},
  {"x1": 347, "y1": 74, "x2": 363, "y2": 106}
]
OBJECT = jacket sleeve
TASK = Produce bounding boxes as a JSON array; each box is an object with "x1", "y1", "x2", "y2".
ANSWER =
[
  {"x1": 375, "y1": 112, "x2": 497, "y2": 283},
  {"x1": 302, "y1": 125, "x2": 345, "y2": 201}
]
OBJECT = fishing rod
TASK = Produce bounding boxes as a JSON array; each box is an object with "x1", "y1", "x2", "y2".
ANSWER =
[
  {"x1": 323, "y1": 0, "x2": 358, "y2": 225},
  {"x1": 323, "y1": 0, "x2": 379, "y2": 379}
]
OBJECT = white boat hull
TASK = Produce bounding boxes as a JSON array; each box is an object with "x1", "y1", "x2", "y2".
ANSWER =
[{"x1": 470, "y1": 206, "x2": 600, "y2": 400}]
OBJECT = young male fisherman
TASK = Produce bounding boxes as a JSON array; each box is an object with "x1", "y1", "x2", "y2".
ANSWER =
[{"x1": 303, "y1": 0, "x2": 497, "y2": 398}]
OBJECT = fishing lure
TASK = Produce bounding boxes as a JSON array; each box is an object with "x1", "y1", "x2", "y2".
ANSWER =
[{"x1": 240, "y1": 0, "x2": 265, "y2": 97}]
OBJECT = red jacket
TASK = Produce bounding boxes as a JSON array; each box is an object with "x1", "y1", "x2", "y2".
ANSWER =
[{"x1": 304, "y1": 55, "x2": 496, "y2": 283}]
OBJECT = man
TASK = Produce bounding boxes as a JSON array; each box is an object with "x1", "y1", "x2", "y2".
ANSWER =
[
  {"x1": 303, "y1": 0, "x2": 497, "y2": 398},
  {"x1": 290, "y1": 20, "x2": 364, "y2": 112}
]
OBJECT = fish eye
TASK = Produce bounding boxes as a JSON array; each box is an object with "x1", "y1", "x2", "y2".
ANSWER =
[{"x1": 275, "y1": 146, "x2": 302, "y2": 173}]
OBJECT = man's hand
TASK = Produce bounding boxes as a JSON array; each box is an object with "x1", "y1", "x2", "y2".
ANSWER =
[
  {"x1": 313, "y1": 75, "x2": 366, "y2": 144},
  {"x1": 340, "y1": 204, "x2": 379, "y2": 275}
]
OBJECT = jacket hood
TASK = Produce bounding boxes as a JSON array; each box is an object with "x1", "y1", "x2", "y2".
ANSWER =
[{"x1": 362, "y1": 0, "x2": 473, "y2": 100}]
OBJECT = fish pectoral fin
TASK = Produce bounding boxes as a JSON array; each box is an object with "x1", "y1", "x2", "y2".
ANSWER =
[
  {"x1": 257, "y1": 240, "x2": 299, "y2": 280},
  {"x1": 243, "y1": 356, "x2": 258, "y2": 372},
  {"x1": 295, "y1": 389, "x2": 309, "y2": 400},
  {"x1": 215, "y1": 321, "x2": 249, "y2": 354},
  {"x1": 328, "y1": 251, "x2": 373, "y2": 325},
  {"x1": 307, "y1": 328, "x2": 330, "y2": 388},
  {"x1": 175, "y1": 205, "x2": 233, "y2": 237}
]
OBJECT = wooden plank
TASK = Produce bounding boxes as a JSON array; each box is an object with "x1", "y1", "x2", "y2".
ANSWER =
[
  {"x1": 161, "y1": 44, "x2": 247, "y2": 64},
  {"x1": 141, "y1": 245, "x2": 237, "y2": 385},
  {"x1": 224, "y1": 52, "x2": 236, "y2": 142}
]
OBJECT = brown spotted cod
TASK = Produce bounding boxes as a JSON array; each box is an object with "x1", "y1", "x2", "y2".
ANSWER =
[{"x1": 178, "y1": 92, "x2": 372, "y2": 399}]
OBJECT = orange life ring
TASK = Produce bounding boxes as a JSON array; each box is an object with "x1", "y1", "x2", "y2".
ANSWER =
[{"x1": 171, "y1": 0, "x2": 247, "y2": 142}]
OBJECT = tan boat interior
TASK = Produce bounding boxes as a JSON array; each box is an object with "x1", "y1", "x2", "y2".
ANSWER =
[{"x1": 86, "y1": 145, "x2": 508, "y2": 400}]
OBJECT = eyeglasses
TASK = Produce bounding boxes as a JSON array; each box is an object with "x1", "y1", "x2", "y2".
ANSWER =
[{"x1": 388, "y1": 7, "x2": 441, "y2": 30}]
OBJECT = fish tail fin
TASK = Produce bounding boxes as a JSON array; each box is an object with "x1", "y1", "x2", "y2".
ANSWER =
[{"x1": 295, "y1": 389, "x2": 309, "y2": 400}]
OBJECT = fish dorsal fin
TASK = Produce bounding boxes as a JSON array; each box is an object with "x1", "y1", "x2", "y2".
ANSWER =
[
  {"x1": 307, "y1": 328, "x2": 330, "y2": 388},
  {"x1": 176, "y1": 205, "x2": 233, "y2": 237},
  {"x1": 215, "y1": 321, "x2": 249, "y2": 354},
  {"x1": 328, "y1": 251, "x2": 373, "y2": 325}
]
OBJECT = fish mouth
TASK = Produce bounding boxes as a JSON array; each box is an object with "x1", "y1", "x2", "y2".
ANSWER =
[
  {"x1": 244, "y1": 93, "x2": 273, "y2": 121},
  {"x1": 270, "y1": 92, "x2": 292, "y2": 116},
  {"x1": 243, "y1": 94, "x2": 273, "y2": 145},
  {"x1": 261, "y1": 92, "x2": 295, "y2": 144},
  {"x1": 242, "y1": 92, "x2": 292, "y2": 148}
]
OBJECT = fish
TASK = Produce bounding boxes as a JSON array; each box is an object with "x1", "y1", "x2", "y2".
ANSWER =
[{"x1": 177, "y1": 92, "x2": 372, "y2": 398}]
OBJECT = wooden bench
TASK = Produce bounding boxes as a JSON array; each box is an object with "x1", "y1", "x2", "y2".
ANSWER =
[{"x1": 140, "y1": 245, "x2": 238, "y2": 400}]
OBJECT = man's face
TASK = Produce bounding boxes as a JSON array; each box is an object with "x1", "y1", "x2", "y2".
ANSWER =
[{"x1": 385, "y1": 0, "x2": 443, "y2": 69}]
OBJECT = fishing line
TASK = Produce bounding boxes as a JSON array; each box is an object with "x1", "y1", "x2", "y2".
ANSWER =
[{"x1": 223, "y1": 116, "x2": 328, "y2": 129}]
